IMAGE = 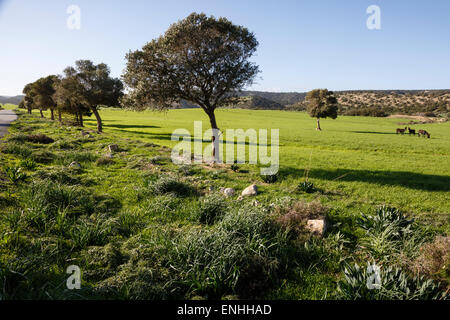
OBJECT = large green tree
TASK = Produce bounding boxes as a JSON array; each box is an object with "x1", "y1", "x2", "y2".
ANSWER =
[
  {"x1": 53, "y1": 69, "x2": 91, "y2": 127},
  {"x1": 63, "y1": 60, "x2": 123, "y2": 132},
  {"x1": 31, "y1": 75, "x2": 59, "y2": 120},
  {"x1": 122, "y1": 12, "x2": 259, "y2": 157},
  {"x1": 306, "y1": 89, "x2": 338, "y2": 131}
]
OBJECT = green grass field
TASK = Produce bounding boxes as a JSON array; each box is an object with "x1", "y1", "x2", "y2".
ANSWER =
[
  {"x1": 81, "y1": 108, "x2": 450, "y2": 225},
  {"x1": 1, "y1": 105, "x2": 449, "y2": 299}
]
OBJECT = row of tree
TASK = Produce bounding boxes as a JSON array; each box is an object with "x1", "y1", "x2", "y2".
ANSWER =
[
  {"x1": 21, "y1": 12, "x2": 338, "y2": 141},
  {"x1": 21, "y1": 61, "x2": 123, "y2": 132}
]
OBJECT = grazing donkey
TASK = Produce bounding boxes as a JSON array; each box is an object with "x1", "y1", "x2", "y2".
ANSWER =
[
  {"x1": 396, "y1": 127, "x2": 407, "y2": 135},
  {"x1": 418, "y1": 130, "x2": 430, "y2": 138},
  {"x1": 407, "y1": 127, "x2": 416, "y2": 136}
]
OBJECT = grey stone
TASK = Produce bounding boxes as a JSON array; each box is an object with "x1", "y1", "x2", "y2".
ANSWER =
[
  {"x1": 223, "y1": 188, "x2": 235, "y2": 197},
  {"x1": 241, "y1": 184, "x2": 258, "y2": 197}
]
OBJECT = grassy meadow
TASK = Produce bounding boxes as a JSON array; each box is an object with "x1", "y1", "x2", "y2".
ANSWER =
[
  {"x1": 81, "y1": 107, "x2": 450, "y2": 224},
  {"x1": 0, "y1": 105, "x2": 449, "y2": 300}
]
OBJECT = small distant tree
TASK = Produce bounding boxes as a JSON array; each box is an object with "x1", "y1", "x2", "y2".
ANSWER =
[
  {"x1": 62, "y1": 60, "x2": 123, "y2": 132},
  {"x1": 306, "y1": 89, "x2": 338, "y2": 131},
  {"x1": 122, "y1": 12, "x2": 259, "y2": 158},
  {"x1": 22, "y1": 83, "x2": 36, "y2": 115}
]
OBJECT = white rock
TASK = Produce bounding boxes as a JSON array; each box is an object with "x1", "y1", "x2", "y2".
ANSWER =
[
  {"x1": 241, "y1": 184, "x2": 258, "y2": 197},
  {"x1": 223, "y1": 188, "x2": 235, "y2": 197},
  {"x1": 306, "y1": 219, "x2": 327, "y2": 237},
  {"x1": 69, "y1": 161, "x2": 81, "y2": 169},
  {"x1": 108, "y1": 144, "x2": 119, "y2": 152},
  {"x1": 251, "y1": 200, "x2": 261, "y2": 206}
]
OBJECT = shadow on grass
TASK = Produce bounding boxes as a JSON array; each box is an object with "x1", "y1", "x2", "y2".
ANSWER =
[
  {"x1": 350, "y1": 131, "x2": 397, "y2": 135},
  {"x1": 278, "y1": 167, "x2": 450, "y2": 191},
  {"x1": 84, "y1": 119, "x2": 160, "y2": 129}
]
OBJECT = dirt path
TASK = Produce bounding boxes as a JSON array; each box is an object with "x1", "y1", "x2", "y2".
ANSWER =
[{"x1": 0, "y1": 109, "x2": 18, "y2": 139}]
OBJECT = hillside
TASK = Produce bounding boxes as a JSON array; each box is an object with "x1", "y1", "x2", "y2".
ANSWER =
[
  {"x1": 225, "y1": 95, "x2": 284, "y2": 110},
  {"x1": 0, "y1": 95, "x2": 24, "y2": 105}
]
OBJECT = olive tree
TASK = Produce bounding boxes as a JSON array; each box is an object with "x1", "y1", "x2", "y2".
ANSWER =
[
  {"x1": 122, "y1": 12, "x2": 259, "y2": 157},
  {"x1": 306, "y1": 89, "x2": 338, "y2": 131},
  {"x1": 63, "y1": 60, "x2": 123, "y2": 132}
]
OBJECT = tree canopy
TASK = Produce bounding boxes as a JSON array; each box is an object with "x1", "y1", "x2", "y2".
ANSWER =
[
  {"x1": 61, "y1": 60, "x2": 123, "y2": 132},
  {"x1": 306, "y1": 89, "x2": 338, "y2": 130},
  {"x1": 122, "y1": 12, "x2": 260, "y2": 156}
]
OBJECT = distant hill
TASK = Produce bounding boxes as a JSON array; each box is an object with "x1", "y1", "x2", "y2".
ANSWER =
[
  {"x1": 0, "y1": 95, "x2": 24, "y2": 105},
  {"x1": 225, "y1": 95, "x2": 284, "y2": 110},
  {"x1": 236, "y1": 91, "x2": 306, "y2": 105}
]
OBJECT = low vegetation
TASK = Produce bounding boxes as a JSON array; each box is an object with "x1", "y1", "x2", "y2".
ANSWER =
[{"x1": 0, "y1": 110, "x2": 448, "y2": 300}]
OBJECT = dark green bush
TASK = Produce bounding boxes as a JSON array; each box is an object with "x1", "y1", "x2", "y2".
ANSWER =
[
  {"x1": 261, "y1": 172, "x2": 278, "y2": 183},
  {"x1": 297, "y1": 180, "x2": 316, "y2": 193}
]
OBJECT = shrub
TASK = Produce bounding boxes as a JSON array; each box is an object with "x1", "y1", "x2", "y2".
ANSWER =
[
  {"x1": 193, "y1": 194, "x2": 228, "y2": 225},
  {"x1": 337, "y1": 263, "x2": 445, "y2": 300},
  {"x1": 149, "y1": 176, "x2": 196, "y2": 197},
  {"x1": 261, "y1": 172, "x2": 278, "y2": 183},
  {"x1": 411, "y1": 236, "x2": 450, "y2": 281},
  {"x1": 275, "y1": 200, "x2": 327, "y2": 239},
  {"x1": 19, "y1": 158, "x2": 36, "y2": 170},
  {"x1": 2, "y1": 165, "x2": 27, "y2": 184},
  {"x1": 230, "y1": 163, "x2": 239, "y2": 172},
  {"x1": 297, "y1": 180, "x2": 316, "y2": 193},
  {"x1": 357, "y1": 205, "x2": 414, "y2": 238},
  {"x1": 357, "y1": 206, "x2": 432, "y2": 261}
]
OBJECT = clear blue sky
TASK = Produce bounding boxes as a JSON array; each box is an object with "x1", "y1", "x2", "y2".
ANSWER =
[{"x1": 1, "y1": 0, "x2": 449, "y2": 96}]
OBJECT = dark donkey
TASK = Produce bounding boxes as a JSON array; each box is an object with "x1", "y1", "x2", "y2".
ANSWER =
[
  {"x1": 418, "y1": 130, "x2": 430, "y2": 138},
  {"x1": 407, "y1": 127, "x2": 416, "y2": 136},
  {"x1": 396, "y1": 127, "x2": 407, "y2": 135}
]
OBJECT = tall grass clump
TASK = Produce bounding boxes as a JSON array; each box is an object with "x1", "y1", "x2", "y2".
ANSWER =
[
  {"x1": 357, "y1": 205, "x2": 432, "y2": 261},
  {"x1": 17, "y1": 179, "x2": 97, "y2": 233},
  {"x1": 148, "y1": 176, "x2": 196, "y2": 197},
  {"x1": 168, "y1": 204, "x2": 288, "y2": 298},
  {"x1": 193, "y1": 194, "x2": 228, "y2": 225},
  {"x1": 337, "y1": 262, "x2": 446, "y2": 300},
  {"x1": 1, "y1": 142, "x2": 32, "y2": 158},
  {"x1": 55, "y1": 150, "x2": 97, "y2": 165}
]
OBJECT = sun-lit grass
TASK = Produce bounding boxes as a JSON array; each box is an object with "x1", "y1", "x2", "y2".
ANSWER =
[
  {"x1": 1, "y1": 107, "x2": 448, "y2": 299},
  {"x1": 75, "y1": 107, "x2": 450, "y2": 225}
]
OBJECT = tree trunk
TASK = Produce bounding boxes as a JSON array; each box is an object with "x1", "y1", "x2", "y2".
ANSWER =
[
  {"x1": 316, "y1": 118, "x2": 322, "y2": 131},
  {"x1": 39, "y1": 109, "x2": 44, "y2": 118},
  {"x1": 27, "y1": 107, "x2": 32, "y2": 114},
  {"x1": 92, "y1": 108, "x2": 103, "y2": 133},
  {"x1": 208, "y1": 111, "x2": 219, "y2": 161},
  {"x1": 58, "y1": 110, "x2": 62, "y2": 123},
  {"x1": 79, "y1": 113, "x2": 84, "y2": 127},
  {"x1": 50, "y1": 108, "x2": 54, "y2": 120}
]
